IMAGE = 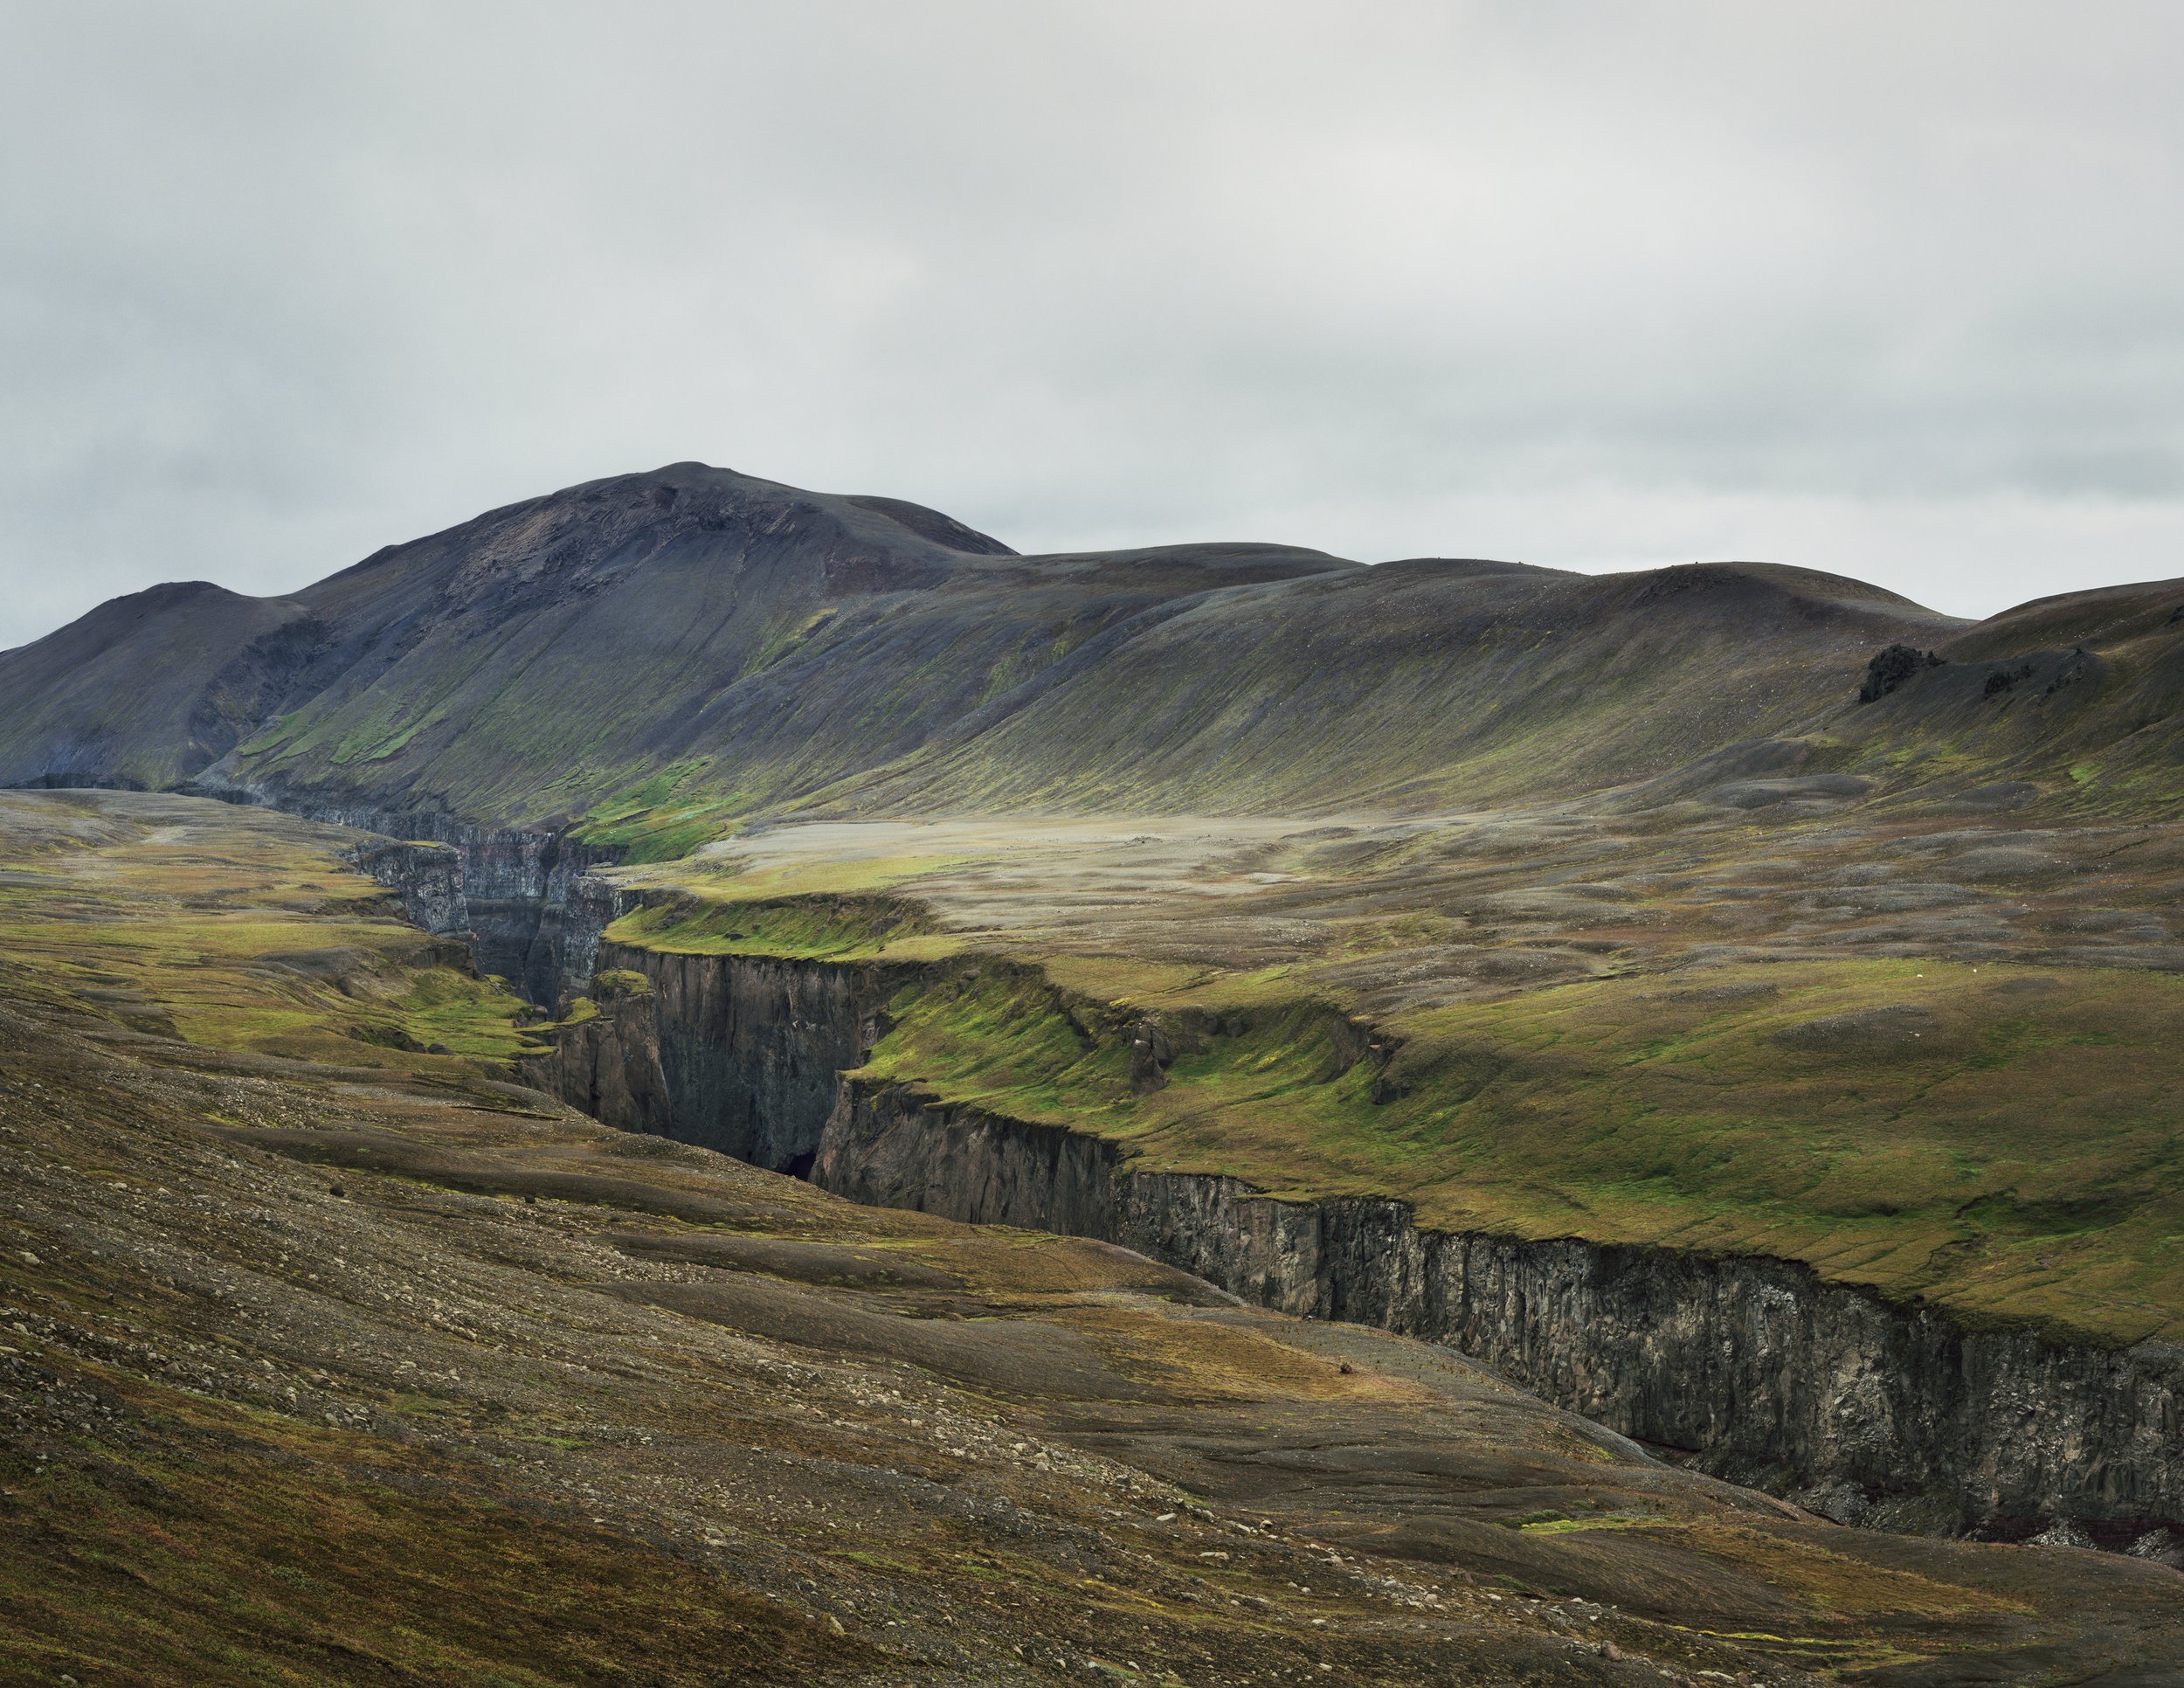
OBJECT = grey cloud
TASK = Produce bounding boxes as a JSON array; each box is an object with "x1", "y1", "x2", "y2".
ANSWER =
[{"x1": 3, "y1": 0, "x2": 2181, "y2": 647}]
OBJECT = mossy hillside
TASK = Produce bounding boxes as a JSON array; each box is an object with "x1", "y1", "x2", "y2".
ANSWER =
[
  {"x1": 826, "y1": 563, "x2": 1957, "y2": 820},
  {"x1": 852, "y1": 951, "x2": 2184, "y2": 1346},
  {"x1": 210, "y1": 467, "x2": 1353, "y2": 831},
  {"x1": 15, "y1": 464, "x2": 2184, "y2": 837},
  {"x1": 17, "y1": 976, "x2": 2154, "y2": 1680},
  {"x1": 618, "y1": 802, "x2": 2184, "y2": 1344},
  {"x1": 630, "y1": 842, "x2": 977, "y2": 906},
  {"x1": 14, "y1": 791, "x2": 2184, "y2": 1677},
  {"x1": 0, "y1": 792, "x2": 542, "y2": 1071},
  {"x1": 608, "y1": 890, "x2": 946, "y2": 963},
  {"x1": 0, "y1": 1368, "x2": 860, "y2": 1687},
  {"x1": 569, "y1": 760, "x2": 730, "y2": 861}
]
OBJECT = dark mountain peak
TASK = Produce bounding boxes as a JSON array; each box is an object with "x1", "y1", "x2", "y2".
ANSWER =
[
  {"x1": 129, "y1": 578, "x2": 254, "y2": 605},
  {"x1": 0, "y1": 577, "x2": 319, "y2": 789},
  {"x1": 83, "y1": 578, "x2": 276, "y2": 626},
  {"x1": 1602, "y1": 560, "x2": 1961, "y2": 634},
  {"x1": 1369, "y1": 557, "x2": 1566, "y2": 585},
  {"x1": 52, "y1": 578, "x2": 308, "y2": 646},
  {"x1": 295, "y1": 461, "x2": 985, "y2": 634},
  {"x1": 842, "y1": 495, "x2": 1016, "y2": 557}
]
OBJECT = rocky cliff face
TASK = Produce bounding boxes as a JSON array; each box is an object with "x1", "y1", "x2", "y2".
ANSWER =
[
  {"x1": 324, "y1": 806, "x2": 623, "y2": 1003},
  {"x1": 596, "y1": 942, "x2": 912, "y2": 1173},
  {"x1": 816, "y1": 1080, "x2": 1124, "y2": 1237},
  {"x1": 817, "y1": 1076, "x2": 2184, "y2": 1547},
  {"x1": 350, "y1": 839, "x2": 467, "y2": 937},
  {"x1": 515, "y1": 970, "x2": 673, "y2": 1134},
  {"x1": 335, "y1": 825, "x2": 901, "y2": 1169}
]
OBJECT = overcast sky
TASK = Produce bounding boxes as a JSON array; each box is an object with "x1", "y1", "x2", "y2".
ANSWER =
[{"x1": 3, "y1": 2, "x2": 2181, "y2": 647}]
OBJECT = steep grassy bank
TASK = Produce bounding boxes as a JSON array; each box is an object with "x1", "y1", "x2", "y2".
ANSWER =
[{"x1": 820, "y1": 950, "x2": 2184, "y2": 1349}]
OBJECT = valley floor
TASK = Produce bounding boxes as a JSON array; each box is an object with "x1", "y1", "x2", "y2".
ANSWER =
[{"x1": 3, "y1": 799, "x2": 2182, "y2": 1684}]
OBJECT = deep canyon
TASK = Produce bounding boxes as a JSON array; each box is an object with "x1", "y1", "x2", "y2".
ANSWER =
[
  {"x1": 360, "y1": 819, "x2": 2184, "y2": 1559},
  {"x1": 11, "y1": 462, "x2": 2184, "y2": 1678}
]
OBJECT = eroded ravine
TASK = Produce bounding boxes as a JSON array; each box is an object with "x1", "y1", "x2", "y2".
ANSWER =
[{"x1": 365, "y1": 827, "x2": 2184, "y2": 1557}]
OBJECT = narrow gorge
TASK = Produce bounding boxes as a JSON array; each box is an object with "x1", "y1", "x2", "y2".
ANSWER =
[
  {"x1": 343, "y1": 806, "x2": 623, "y2": 1003},
  {"x1": 363, "y1": 828, "x2": 2184, "y2": 1560}
]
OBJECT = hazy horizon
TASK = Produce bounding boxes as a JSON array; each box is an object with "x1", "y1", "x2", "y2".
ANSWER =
[{"x1": 5, "y1": 1, "x2": 2181, "y2": 647}]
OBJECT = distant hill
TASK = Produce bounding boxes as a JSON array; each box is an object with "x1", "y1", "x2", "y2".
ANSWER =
[
  {"x1": 3, "y1": 460, "x2": 2180, "y2": 847},
  {"x1": 0, "y1": 579, "x2": 321, "y2": 792}
]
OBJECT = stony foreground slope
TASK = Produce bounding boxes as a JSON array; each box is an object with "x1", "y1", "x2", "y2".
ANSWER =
[{"x1": 6, "y1": 791, "x2": 2184, "y2": 1684}]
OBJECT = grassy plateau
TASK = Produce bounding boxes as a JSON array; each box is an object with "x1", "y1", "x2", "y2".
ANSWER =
[{"x1": 611, "y1": 798, "x2": 2184, "y2": 1350}]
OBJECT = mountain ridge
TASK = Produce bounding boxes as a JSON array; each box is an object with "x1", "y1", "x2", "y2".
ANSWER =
[{"x1": 3, "y1": 461, "x2": 2179, "y2": 847}]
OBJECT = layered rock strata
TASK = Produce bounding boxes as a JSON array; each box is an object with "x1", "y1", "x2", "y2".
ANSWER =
[
  {"x1": 815, "y1": 1076, "x2": 2184, "y2": 1546},
  {"x1": 514, "y1": 969, "x2": 674, "y2": 1135},
  {"x1": 351, "y1": 838, "x2": 467, "y2": 937},
  {"x1": 370, "y1": 901, "x2": 2184, "y2": 1549},
  {"x1": 326, "y1": 807, "x2": 624, "y2": 1002},
  {"x1": 598, "y1": 943, "x2": 909, "y2": 1173}
]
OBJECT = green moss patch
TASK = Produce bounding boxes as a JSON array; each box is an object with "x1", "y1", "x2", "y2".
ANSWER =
[
  {"x1": 841, "y1": 944, "x2": 2184, "y2": 1346},
  {"x1": 608, "y1": 892, "x2": 939, "y2": 962}
]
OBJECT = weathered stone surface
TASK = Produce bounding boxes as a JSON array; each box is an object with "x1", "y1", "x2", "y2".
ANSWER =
[
  {"x1": 515, "y1": 971, "x2": 673, "y2": 1135},
  {"x1": 603, "y1": 944, "x2": 911, "y2": 1174},
  {"x1": 817, "y1": 1076, "x2": 2184, "y2": 1545},
  {"x1": 329, "y1": 808, "x2": 624, "y2": 1002},
  {"x1": 349, "y1": 839, "x2": 467, "y2": 937}
]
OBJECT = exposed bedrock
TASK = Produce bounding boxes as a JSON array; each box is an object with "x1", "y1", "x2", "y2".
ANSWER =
[
  {"x1": 815, "y1": 1076, "x2": 2184, "y2": 1546},
  {"x1": 596, "y1": 941, "x2": 910, "y2": 1174},
  {"x1": 515, "y1": 969, "x2": 673, "y2": 1135},
  {"x1": 324, "y1": 806, "x2": 624, "y2": 1003},
  {"x1": 351, "y1": 838, "x2": 467, "y2": 937}
]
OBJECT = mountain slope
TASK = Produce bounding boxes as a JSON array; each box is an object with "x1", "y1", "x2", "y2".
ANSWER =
[
  {"x1": 0, "y1": 581, "x2": 321, "y2": 791},
  {"x1": 0, "y1": 464, "x2": 1352, "y2": 833},
  {"x1": 4, "y1": 460, "x2": 2183, "y2": 840},
  {"x1": 837, "y1": 559, "x2": 1964, "y2": 815}
]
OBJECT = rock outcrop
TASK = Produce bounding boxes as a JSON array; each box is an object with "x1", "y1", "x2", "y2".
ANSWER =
[
  {"x1": 816, "y1": 1076, "x2": 2184, "y2": 1546},
  {"x1": 331, "y1": 807, "x2": 624, "y2": 1002},
  {"x1": 599, "y1": 942, "x2": 908, "y2": 1174},
  {"x1": 515, "y1": 969, "x2": 673, "y2": 1134},
  {"x1": 351, "y1": 838, "x2": 467, "y2": 937}
]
